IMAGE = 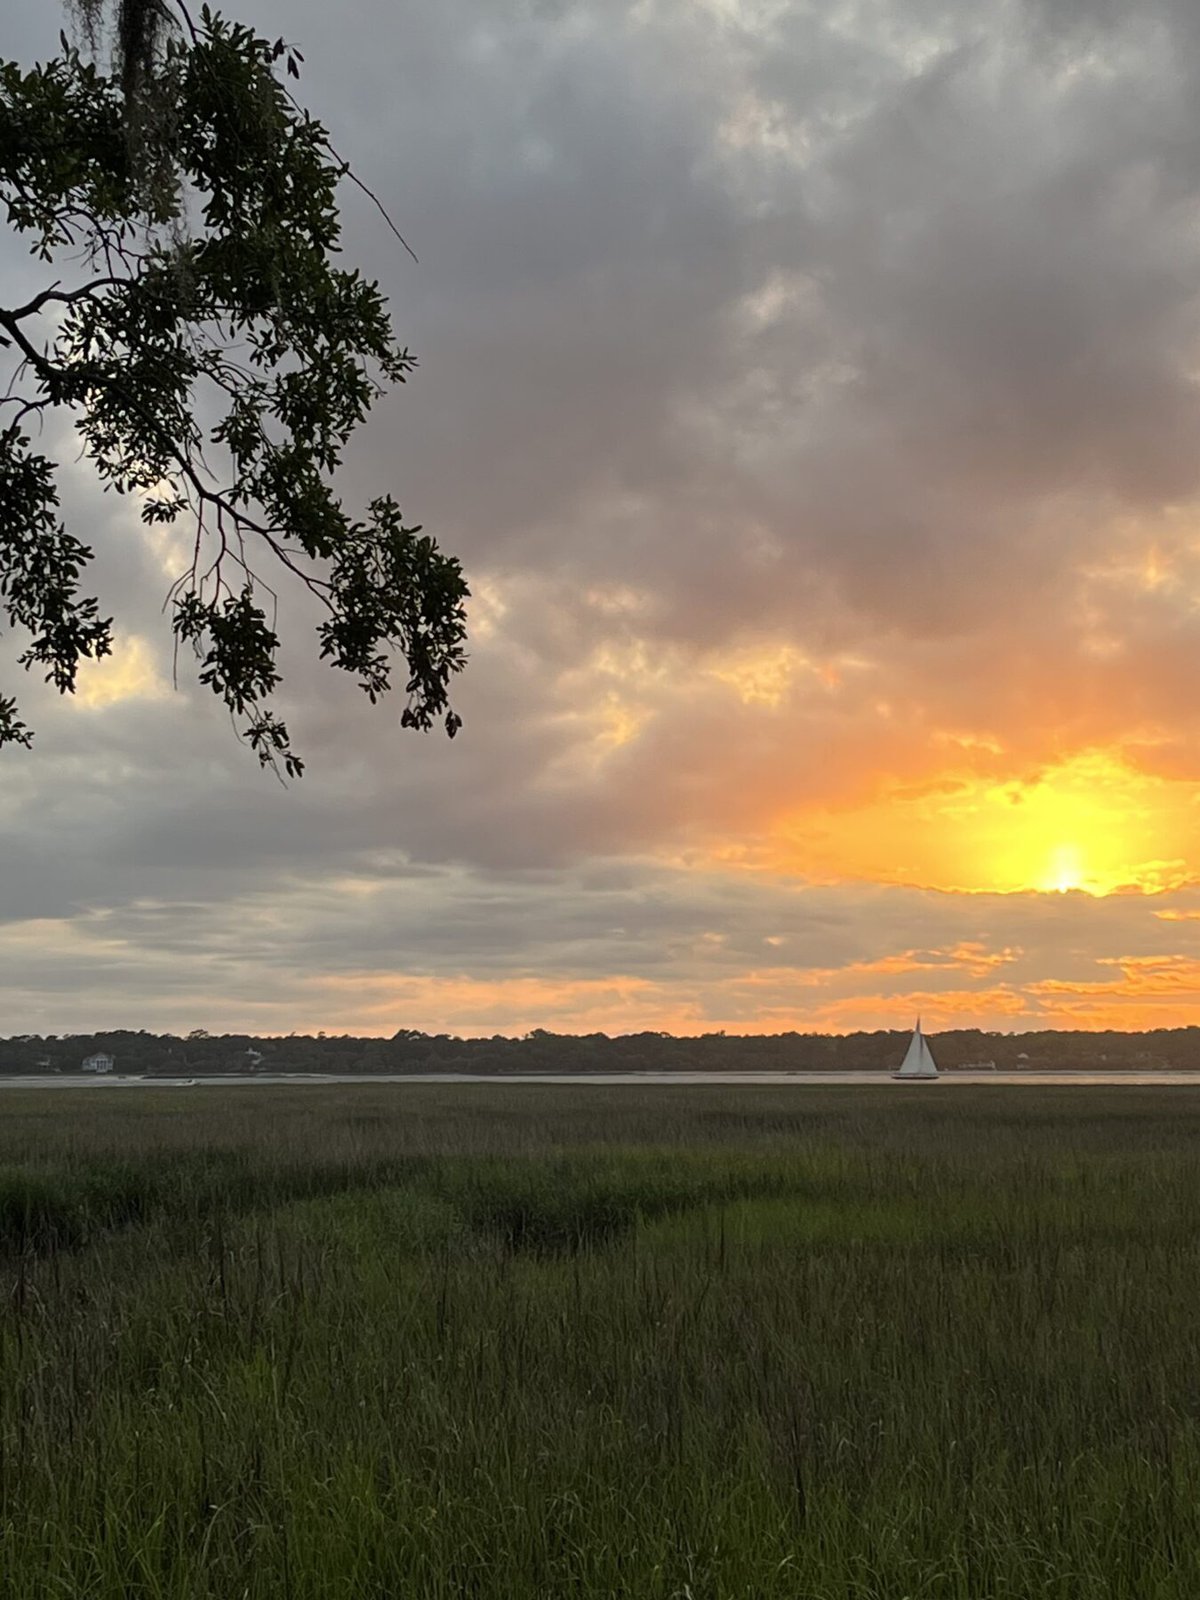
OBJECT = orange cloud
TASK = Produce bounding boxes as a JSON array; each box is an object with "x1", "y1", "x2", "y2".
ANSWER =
[
  {"x1": 779, "y1": 942, "x2": 1020, "y2": 986},
  {"x1": 765, "y1": 749, "x2": 1198, "y2": 897},
  {"x1": 1023, "y1": 956, "x2": 1200, "y2": 1029}
]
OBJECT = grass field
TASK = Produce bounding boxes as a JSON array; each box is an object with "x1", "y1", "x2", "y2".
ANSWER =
[{"x1": 3, "y1": 1083, "x2": 1200, "y2": 1598}]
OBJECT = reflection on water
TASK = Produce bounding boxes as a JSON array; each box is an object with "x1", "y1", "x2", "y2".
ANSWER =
[{"x1": 3, "y1": 1072, "x2": 1200, "y2": 1089}]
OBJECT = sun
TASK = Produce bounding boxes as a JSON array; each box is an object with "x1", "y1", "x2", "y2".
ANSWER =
[
  {"x1": 1043, "y1": 843, "x2": 1085, "y2": 894},
  {"x1": 768, "y1": 749, "x2": 1196, "y2": 895}
]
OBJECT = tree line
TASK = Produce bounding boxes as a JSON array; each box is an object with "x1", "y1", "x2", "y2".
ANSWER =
[{"x1": 0, "y1": 1026, "x2": 1194, "y2": 1076}]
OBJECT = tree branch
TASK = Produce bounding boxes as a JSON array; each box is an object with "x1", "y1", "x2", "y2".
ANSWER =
[
  {"x1": 2, "y1": 278, "x2": 128, "y2": 322},
  {"x1": 0, "y1": 305, "x2": 333, "y2": 605},
  {"x1": 279, "y1": 83, "x2": 419, "y2": 265}
]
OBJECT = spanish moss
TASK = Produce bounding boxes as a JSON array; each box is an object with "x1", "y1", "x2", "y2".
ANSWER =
[{"x1": 66, "y1": 0, "x2": 175, "y2": 104}]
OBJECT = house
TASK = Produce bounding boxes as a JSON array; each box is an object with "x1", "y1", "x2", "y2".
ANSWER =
[{"x1": 81, "y1": 1052, "x2": 115, "y2": 1074}]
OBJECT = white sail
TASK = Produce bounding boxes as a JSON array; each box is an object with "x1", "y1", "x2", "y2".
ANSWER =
[{"x1": 892, "y1": 1018, "x2": 939, "y2": 1080}]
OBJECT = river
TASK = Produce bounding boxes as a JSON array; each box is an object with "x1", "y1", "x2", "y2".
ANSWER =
[{"x1": 2, "y1": 1071, "x2": 1200, "y2": 1088}]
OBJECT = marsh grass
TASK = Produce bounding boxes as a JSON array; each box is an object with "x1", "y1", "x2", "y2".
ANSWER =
[{"x1": 3, "y1": 1084, "x2": 1200, "y2": 1596}]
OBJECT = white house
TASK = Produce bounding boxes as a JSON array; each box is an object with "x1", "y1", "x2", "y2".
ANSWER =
[{"x1": 81, "y1": 1052, "x2": 115, "y2": 1074}]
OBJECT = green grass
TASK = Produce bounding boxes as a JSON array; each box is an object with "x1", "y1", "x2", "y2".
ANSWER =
[{"x1": 3, "y1": 1083, "x2": 1200, "y2": 1596}]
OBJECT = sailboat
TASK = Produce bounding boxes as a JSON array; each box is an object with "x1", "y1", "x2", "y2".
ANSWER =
[{"x1": 892, "y1": 1018, "x2": 939, "y2": 1080}]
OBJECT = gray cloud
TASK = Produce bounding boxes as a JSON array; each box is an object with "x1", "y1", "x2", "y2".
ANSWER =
[
  {"x1": 5, "y1": 865, "x2": 1200, "y2": 1035},
  {"x1": 6, "y1": 0, "x2": 1200, "y2": 1030}
]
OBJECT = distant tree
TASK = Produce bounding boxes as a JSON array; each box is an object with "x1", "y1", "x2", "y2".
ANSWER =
[{"x1": 0, "y1": 0, "x2": 467, "y2": 774}]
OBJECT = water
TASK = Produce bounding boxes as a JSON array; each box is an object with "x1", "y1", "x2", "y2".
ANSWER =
[{"x1": 3, "y1": 1071, "x2": 1200, "y2": 1088}]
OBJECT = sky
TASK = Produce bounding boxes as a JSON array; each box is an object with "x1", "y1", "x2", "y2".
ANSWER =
[{"x1": 5, "y1": 0, "x2": 1200, "y2": 1038}]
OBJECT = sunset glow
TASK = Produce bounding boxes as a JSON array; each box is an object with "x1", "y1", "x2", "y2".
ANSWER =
[
  {"x1": 8, "y1": 0, "x2": 1200, "y2": 1041},
  {"x1": 769, "y1": 752, "x2": 1193, "y2": 899},
  {"x1": 1044, "y1": 844, "x2": 1085, "y2": 895}
]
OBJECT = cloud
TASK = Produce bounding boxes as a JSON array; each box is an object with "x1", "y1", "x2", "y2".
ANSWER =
[
  {"x1": 3, "y1": 860, "x2": 1199, "y2": 1035},
  {"x1": 5, "y1": 0, "x2": 1200, "y2": 1033},
  {"x1": 73, "y1": 635, "x2": 171, "y2": 710}
]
